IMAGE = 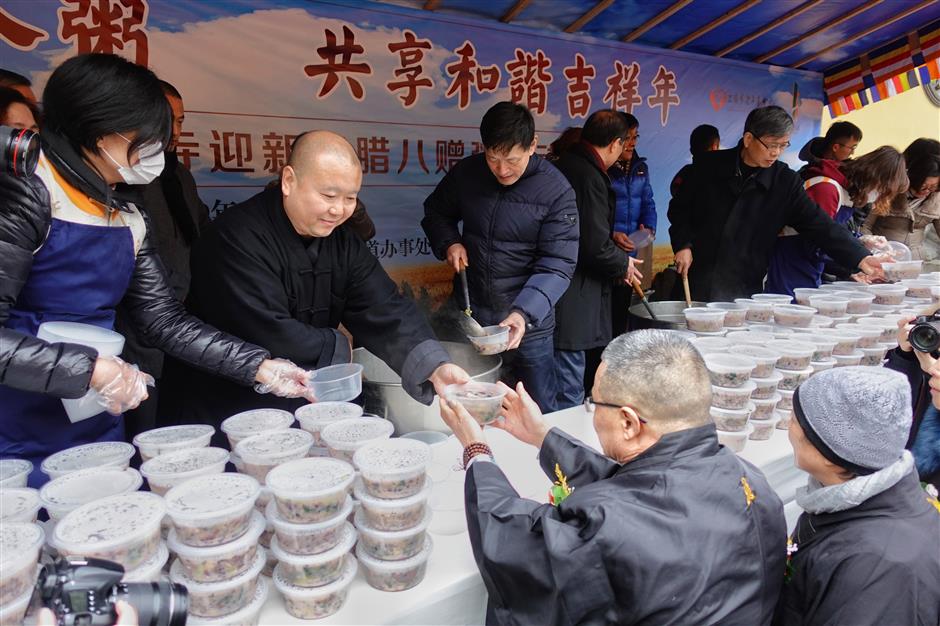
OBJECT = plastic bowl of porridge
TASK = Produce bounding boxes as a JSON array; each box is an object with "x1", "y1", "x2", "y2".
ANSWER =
[
  {"x1": 841, "y1": 291, "x2": 876, "y2": 314},
  {"x1": 730, "y1": 345, "x2": 779, "y2": 378},
  {"x1": 133, "y1": 424, "x2": 215, "y2": 462},
  {"x1": 773, "y1": 304, "x2": 816, "y2": 328},
  {"x1": 716, "y1": 424, "x2": 753, "y2": 453},
  {"x1": 309, "y1": 363, "x2": 364, "y2": 402},
  {"x1": 122, "y1": 542, "x2": 170, "y2": 583},
  {"x1": 811, "y1": 359, "x2": 836, "y2": 374},
  {"x1": 168, "y1": 511, "x2": 265, "y2": 583},
  {"x1": 266, "y1": 457, "x2": 355, "y2": 524},
  {"x1": 709, "y1": 405, "x2": 753, "y2": 432},
  {"x1": 711, "y1": 381, "x2": 756, "y2": 410},
  {"x1": 52, "y1": 492, "x2": 164, "y2": 571},
  {"x1": 857, "y1": 317, "x2": 901, "y2": 343},
  {"x1": 735, "y1": 298, "x2": 775, "y2": 323},
  {"x1": 320, "y1": 417, "x2": 396, "y2": 463},
  {"x1": 792, "y1": 288, "x2": 824, "y2": 306},
  {"x1": 900, "y1": 280, "x2": 936, "y2": 299},
  {"x1": 354, "y1": 481, "x2": 431, "y2": 532},
  {"x1": 777, "y1": 388, "x2": 795, "y2": 411},
  {"x1": 0, "y1": 459, "x2": 32, "y2": 489},
  {"x1": 468, "y1": 325, "x2": 511, "y2": 355},
  {"x1": 834, "y1": 323, "x2": 880, "y2": 348},
  {"x1": 0, "y1": 581, "x2": 35, "y2": 626},
  {"x1": 234, "y1": 429, "x2": 314, "y2": 484},
  {"x1": 807, "y1": 296, "x2": 849, "y2": 318},
  {"x1": 39, "y1": 466, "x2": 142, "y2": 522},
  {"x1": 443, "y1": 383, "x2": 508, "y2": 426},
  {"x1": 683, "y1": 307, "x2": 726, "y2": 332},
  {"x1": 868, "y1": 283, "x2": 908, "y2": 305},
  {"x1": 881, "y1": 260, "x2": 922, "y2": 282},
  {"x1": 41, "y1": 441, "x2": 135, "y2": 480},
  {"x1": 751, "y1": 293, "x2": 793, "y2": 304},
  {"x1": 815, "y1": 330, "x2": 862, "y2": 355},
  {"x1": 164, "y1": 473, "x2": 260, "y2": 548},
  {"x1": 273, "y1": 555, "x2": 356, "y2": 620},
  {"x1": 0, "y1": 523, "x2": 43, "y2": 605},
  {"x1": 355, "y1": 508, "x2": 431, "y2": 561},
  {"x1": 357, "y1": 536, "x2": 433, "y2": 592},
  {"x1": 860, "y1": 345, "x2": 888, "y2": 366},
  {"x1": 187, "y1": 576, "x2": 269, "y2": 626},
  {"x1": 140, "y1": 447, "x2": 229, "y2": 496},
  {"x1": 270, "y1": 524, "x2": 356, "y2": 588},
  {"x1": 0, "y1": 488, "x2": 40, "y2": 524},
  {"x1": 703, "y1": 353, "x2": 756, "y2": 388},
  {"x1": 832, "y1": 351, "x2": 864, "y2": 367},
  {"x1": 748, "y1": 416, "x2": 779, "y2": 441},
  {"x1": 765, "y1": 340, "x2": 815, "y2": 370},
  {"x1": 266, "y1": 497, "x2": 351, "y2": 555},
  {"x1": 354, "y1": 438, "x2": 431, "y2": 500},
  {"x1": 221, "y1": 409, "x2": 295, "y2": 449},
  {"x1": 295, "y1": 402, "x2": 363, "y2": 445},
  {"x1": 776, "y1": 366, "x2": 812, "y2": 391},
  {"x1": 750, "y1": 371, "x2": 783, "y2": 399},
  {"x1": 705, "y1": 302, "x2": 748, "y2": 327},
  {"x1": 805, "y1": 334, "x2": 839, "y2": 361},
  {"x1": 750, "y1": 393, "x2": 781, "y2": 420},
  {"x1": 775, "y1": 409, "x2": 793, "y2": 430},
  {"x1": 170, "y1": 547, "x2": 265, "y2": 618}
]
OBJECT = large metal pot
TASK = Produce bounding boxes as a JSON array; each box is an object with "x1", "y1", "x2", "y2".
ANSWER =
[
  {"x1": 627, "y1": 300, "x2": 706, "y2": 331},
  {"x1": 353, "y1": 341, "x2": 501, "y2": 435}
]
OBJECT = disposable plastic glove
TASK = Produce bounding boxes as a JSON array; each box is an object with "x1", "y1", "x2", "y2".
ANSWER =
[
  {"x1": 254, "y1": 358, "x2": 316, "y2": 401},
  {"x1": 91, "y1": 356, "x2": 154, "y2": 415}
]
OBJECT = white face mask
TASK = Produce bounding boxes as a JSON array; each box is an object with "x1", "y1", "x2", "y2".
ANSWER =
[
  {"x1": 102, "y1": 133, "x2": 164, "y2": 185},
  {"x1": 866, "y1": 190, "x2": 879, "y2": 205}
]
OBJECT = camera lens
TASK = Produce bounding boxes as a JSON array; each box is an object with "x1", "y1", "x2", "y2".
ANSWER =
[
  {"x1": 117, "y1": 582, "x2": 188, "y2": 626},
  {"x1": 0, "y1": 125, "x2": 39, "y2": 177},
  {"x1": 910, "y1": 323, "x2": 940, "y2": 354}
]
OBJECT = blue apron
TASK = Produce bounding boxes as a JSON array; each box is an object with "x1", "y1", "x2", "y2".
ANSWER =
[{"x1": 0, "y1": 215, "x2": 136, "y2": 487}]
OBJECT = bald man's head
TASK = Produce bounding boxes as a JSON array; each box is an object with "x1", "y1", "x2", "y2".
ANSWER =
[{"x1": 281, "y1": 130, "x2": 362, "y2": 238}]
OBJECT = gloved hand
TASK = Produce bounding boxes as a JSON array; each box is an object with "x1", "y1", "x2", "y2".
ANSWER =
[
  {"x1": 90, "y1": 356, "x2": 154, "y2": 415},
  {"x1": 254, "y1": 358, "x2": 316, "y2": 401}
]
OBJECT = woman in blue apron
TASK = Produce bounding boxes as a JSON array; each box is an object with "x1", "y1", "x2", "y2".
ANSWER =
[{"x1": 0, "y1": 54, "x2": 313, "y2": 487}]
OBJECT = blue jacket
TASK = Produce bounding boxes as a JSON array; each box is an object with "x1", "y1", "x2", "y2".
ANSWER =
[
  {"x1": 609, "y1": 155, "x2": 656, "y2": 240},
  {"x1": 422, "y1": 154, "x2": 579, "y2": 340}
]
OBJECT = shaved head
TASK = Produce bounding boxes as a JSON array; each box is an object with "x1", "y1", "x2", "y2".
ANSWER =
[{"x1": 281, "y1": 130, "x2": 362, "y2": 238}]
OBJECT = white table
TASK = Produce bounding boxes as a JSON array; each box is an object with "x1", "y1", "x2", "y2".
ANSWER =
[{"x1": 259, "y1": 407, "x2": 804, "y2": 625}]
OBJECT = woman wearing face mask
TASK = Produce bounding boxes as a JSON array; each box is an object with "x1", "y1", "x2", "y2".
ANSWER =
[
  {"x1": 766, "y1": 145, "x2": 908, "y2": 295},
  {"x1": 862, "y1": 138, "x2": 940, "y2": 260},
  {"x1": 0, "y1": 54, "x2": 312, "y2": 487}
]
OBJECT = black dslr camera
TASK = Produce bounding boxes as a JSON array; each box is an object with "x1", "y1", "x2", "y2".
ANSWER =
[
  {"x1": 36, "y1": 557, "x2": 188, "y2": 626},
  {"x1": 910, "y1": 312, "x2": 940, "y2": 355},
  {"x1": 0, "y1": 124, "x2": 40, "y2": 177}
]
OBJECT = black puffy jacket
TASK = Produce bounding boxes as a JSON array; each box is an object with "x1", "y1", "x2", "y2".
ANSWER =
[{"x1": 0, "y1": 133, "x2": 268, "y2": 400}]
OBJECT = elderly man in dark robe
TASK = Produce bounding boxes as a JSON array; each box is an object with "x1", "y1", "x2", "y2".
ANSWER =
[
  {"x1": 160, "y1": 131, "x2": 468, "y2": 439},
  {"x1": 441, "y1": 329, "x2": 787, "y2": 625}
]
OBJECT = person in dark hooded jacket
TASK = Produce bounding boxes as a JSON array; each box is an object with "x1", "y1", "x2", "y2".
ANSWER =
[
  {"x1": 422, "y1": 102, "x2": 578, "y2": 412},
  {"x1": 774, "y1": 366, "x2": 940, "y2": 626}
]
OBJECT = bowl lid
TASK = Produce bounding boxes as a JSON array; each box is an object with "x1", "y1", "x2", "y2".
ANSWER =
[
  {"x1": 140, "y1": 447, "x2": 229, "y2": 478},
  {"x1": 221, "y1": 408, "x2": 294, "y2": 435},
  {"x1": 41, "y1": 441, "x2": 134, "y2": 476},
  {"x1": 133, "y1": 424, "x2": 214, "y2": 447},
  {"x1": 353, "y1": 438, "x2": 430, "y2": 475},
  {"x1": 0, "y1": 523, "x2": 44, "y2": 568},
  {"x1": 295, "y1": 402, "x2": 363, "y2": 424},
  {"x1": 40, "y1": 467, "x2": 142, "y2": 508},
  {"x1": 321, "y1": 417, "x2": 395, "y2": 447},
  {"x1": 265, "y1": 456, "x2": 355, "y2": 496},
  {"x1": 0, "y1": 488, "x2": 39, "y2": 520},
  {"x1": 164, "y1": 472, "x2": 259, "y2": 520},
  {"x1": 53, "y1": 492, "x2": 164, "y2": 552},
  {"x1": 0, "y1": 459, "x2": 32, "y2": 483},
  {"x1": 235, "y1": 429, "x2": 313, "y2": 462}
]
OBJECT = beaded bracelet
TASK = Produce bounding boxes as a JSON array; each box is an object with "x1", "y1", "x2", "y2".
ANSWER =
[{"x1": 462, "y1": 442, "x2": 493, "y2": 469}]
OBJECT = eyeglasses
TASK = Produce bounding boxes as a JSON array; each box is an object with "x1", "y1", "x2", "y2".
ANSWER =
[
  {"x1": 583, "y1": 396, "x2": 647, "y2": 423},
  {"x1": 755, "y1": 136, "x2": 790, "y2": 153},
  {"x1": 835, "y1": 142, "x2": 858, "y2": 154},
  {"x1": 916, "y1": 182, "x2": 938, "y2": 194}
]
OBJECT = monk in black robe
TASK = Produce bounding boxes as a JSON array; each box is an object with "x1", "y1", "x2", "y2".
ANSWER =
[
  {"x1": 441, "y1": 330, "x2": 787, "y2": 625},
  {"x1": 159, "y1": 131, "x2": 468, "y2": 439}
]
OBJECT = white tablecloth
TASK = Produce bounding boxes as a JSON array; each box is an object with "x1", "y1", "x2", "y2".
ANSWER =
[{"x1": 259, "y1": 406, "x2": 804, "y2": 625}]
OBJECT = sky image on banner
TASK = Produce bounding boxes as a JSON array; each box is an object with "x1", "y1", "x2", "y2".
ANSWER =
[{"x1": 2, "y1": 0, "x2": 823, "y2": 308}]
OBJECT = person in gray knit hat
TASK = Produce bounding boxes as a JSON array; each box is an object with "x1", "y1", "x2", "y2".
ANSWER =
[{"x1": 774, "y1": 366, "x2": 940, "y2": 626}]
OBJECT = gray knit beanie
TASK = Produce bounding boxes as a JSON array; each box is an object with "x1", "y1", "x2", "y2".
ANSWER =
[{"x1": 793, "y1": 366, "x2": 912, "y2": 473}]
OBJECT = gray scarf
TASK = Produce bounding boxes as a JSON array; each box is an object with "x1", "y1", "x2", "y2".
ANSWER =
[{"x1": 795, "y1": 451, "x2": 914, "y2": 514}]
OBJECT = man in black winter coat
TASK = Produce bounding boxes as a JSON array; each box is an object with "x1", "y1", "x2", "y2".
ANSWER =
[
  {"x1": 552, "y1": 110, "x2": 641, "y2": 409},
  {"x1": 423, "y1": 102, "x2": 578, "y2": 412},
  {"x1": 159, "y1": 131, "x2": 469, "y2": 440},
  {"x1": 775, "y1": 366, "x2": 940, "y2": 625},
  {"x1": 668, "y1": 105, "x2": 883, "y2": 301}
]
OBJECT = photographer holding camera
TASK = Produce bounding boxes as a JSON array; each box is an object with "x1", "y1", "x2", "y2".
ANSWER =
[
  {"x1": 886, "y1": 304, "x2": 940, "y2": 491},
  {"x1": 37, "y1": 602, "x2": 137, "y2": 626}
]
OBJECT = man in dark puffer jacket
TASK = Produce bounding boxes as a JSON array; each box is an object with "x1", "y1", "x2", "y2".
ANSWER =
[{"x1": 423, "y1": 102, "x2": 578, "y2": 412}]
